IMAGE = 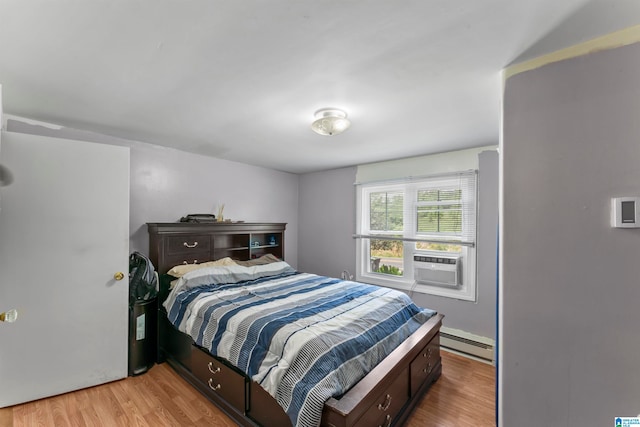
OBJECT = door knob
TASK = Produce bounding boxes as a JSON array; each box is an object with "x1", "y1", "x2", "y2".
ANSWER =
[
  {"x1": 0, "y1": 309, "x2": 18, "y2": 323},
  {"x1": 114, "y1": 272, "x2": 125, "y2": 281}
]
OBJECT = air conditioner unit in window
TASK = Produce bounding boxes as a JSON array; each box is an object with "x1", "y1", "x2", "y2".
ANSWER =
[{"x1": 413, "y1": 255, "x2": 461, "y2": 288}]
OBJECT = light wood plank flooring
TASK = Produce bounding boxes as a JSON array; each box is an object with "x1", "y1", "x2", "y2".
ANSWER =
[{"x1": 1, "y1": 350, "x2": 495, "y2": 427}]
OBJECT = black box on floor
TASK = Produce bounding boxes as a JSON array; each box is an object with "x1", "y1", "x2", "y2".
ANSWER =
[{"x1": 128, "y1": 297, "x2": 157, "y2": 376}]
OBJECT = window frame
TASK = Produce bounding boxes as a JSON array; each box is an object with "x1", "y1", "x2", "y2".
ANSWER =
[{"x1": 355, "y1": 172, "x2": 477, "y2": 301}]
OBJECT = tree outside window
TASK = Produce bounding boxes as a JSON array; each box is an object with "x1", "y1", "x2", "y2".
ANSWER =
[{"x1": 369, "y1": 191, "x2": 404, "y2": 276}]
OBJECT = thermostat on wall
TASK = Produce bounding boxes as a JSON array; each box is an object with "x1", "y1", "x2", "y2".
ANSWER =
[{"x1": 611, "y1": 197, "x2": 640, "y2": 228}]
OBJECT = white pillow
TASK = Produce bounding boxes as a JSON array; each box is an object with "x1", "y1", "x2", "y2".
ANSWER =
[{"x1": 167, "y1": 257, "x2": 236, "y2": 277}]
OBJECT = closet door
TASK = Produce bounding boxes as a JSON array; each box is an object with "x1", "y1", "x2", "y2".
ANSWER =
[{"x1": 0, "y1": 131, "x2": 129, "y2": 407}]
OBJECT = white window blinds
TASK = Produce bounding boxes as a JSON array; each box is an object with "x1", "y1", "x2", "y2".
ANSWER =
[{"x1": 355, "y1": 170, "x2": 477, "y2": 247}]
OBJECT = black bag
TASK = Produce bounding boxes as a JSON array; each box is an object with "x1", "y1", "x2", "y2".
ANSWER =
[
  {"x1": 129, "y1": 252, "x2": 158, "y2": 304},
  {"x1": 179, "y1": 214, "x2": 217, "y2": 223}
]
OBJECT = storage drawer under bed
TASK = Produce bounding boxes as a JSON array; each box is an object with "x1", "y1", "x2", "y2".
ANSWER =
[
  {"x1": 191, "y1": 346, "x2": 247, "y2": 413},
  {"x1": 410, "y1": 335, "x2": 440, "y2": 396},
  {"x1": 352, "y1": 367, "x2": 409, "y2": 427}
]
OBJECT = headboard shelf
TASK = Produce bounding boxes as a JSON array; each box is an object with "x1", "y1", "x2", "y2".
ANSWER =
[{"x1": 147, "y1": 222, "x2": 286, "y2": 275}]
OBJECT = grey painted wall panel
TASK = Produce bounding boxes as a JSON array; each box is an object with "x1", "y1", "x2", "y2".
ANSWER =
[
  {"x1": 6, "y1": 120, "x2": 299, "y2": 267},
  {"x1": 502, "y1": 42, "x2": 640, "y2": 426},
  {"x1": 298, "y1": 167, "x2": 357, "y2": 278},
  {"x1": 126, "y1": 144, "x2": 299, "y2": 267}
]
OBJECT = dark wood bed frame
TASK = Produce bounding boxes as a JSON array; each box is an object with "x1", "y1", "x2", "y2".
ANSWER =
[{"x1": 148, "y1": 222, "x2": 443, "y2": 427}]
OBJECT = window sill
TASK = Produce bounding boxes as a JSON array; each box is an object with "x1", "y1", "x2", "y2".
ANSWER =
[{"x1": 357, "y1": 273, "x2": 476, "y2": 301}]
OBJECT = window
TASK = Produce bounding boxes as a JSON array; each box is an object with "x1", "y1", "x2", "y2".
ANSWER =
[
  {"x1": 369, "y1": 190, "x2": 403, "y2": 232},
  {"x1": 355, "y1": 171, "x2": 477, "y2": 301}
]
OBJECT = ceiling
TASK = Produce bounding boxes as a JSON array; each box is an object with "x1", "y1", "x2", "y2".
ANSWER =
[{"x1": 1, "y1": 1, "x2": 639, "y2": 174}]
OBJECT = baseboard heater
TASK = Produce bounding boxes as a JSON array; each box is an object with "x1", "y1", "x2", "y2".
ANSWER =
[{"x1": 439, "y1": 328, "x2": 495, "y2": 363}]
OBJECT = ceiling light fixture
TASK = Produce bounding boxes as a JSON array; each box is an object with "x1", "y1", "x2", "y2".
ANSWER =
[{"x1": 311, "y1": 108, "x2": 351, "y2": 136}]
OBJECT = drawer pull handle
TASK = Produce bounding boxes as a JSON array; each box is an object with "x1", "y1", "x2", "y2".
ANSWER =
[
  {"x1": 378, "y1": 414, "x2": 392, "y2": 427},
  {"x1": 207, "y1": 362, "x2": 221, "y2": 374},
  {"x1": 183, "y1": 241, "x2": 199, "y2": 248},
  {"x1": 423, "y1": 348, "x2": 432, "y2": 358},
  {"x1": 207, "y1": 378, "x2": 221, "y2": 391},
  {"x1": 377, "y1": 394, "x2": 392, "y2": 411},
  {"x1": 182, "y1": 260, "x2": 198, "y2": 265},
  {"x1": 423, "y1": 362, "x2": 433, "y2": 374}
]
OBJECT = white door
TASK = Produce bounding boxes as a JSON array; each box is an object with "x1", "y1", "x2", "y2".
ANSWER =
[{"x1": 0, "y1": 131, "x2": 130, "y2": 407}]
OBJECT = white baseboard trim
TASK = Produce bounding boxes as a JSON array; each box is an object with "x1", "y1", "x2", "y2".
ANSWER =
[{"x1": 440, "y1": 327, "x2": 495, "y2": 363}]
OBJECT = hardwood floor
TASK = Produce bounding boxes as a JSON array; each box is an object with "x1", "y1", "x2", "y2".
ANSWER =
[
  {"x1": 406, "y1": 351, "x2": 496, "y2": 427},
  {"x1": 3, "y1": 350, "x2": 495, "y2": 427}
]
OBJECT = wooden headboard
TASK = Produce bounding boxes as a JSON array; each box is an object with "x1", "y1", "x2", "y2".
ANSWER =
[{"x1": 146, "y1": 222, "x2": 286, "y2": 275}]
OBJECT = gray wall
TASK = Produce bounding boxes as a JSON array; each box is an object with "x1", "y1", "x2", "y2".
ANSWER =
[
  {"x1": 298, "y1": 151, "x2": 498, "y2": 340},
  {"x1": 502, "y1": 42, "x2": 640, "y2": 426},
  {"x1": 6, "y1": 119, "x2": 299, "y2": 267},
  {"x1": 298, "y1": 166, "x2": 357, "y2": 278}
]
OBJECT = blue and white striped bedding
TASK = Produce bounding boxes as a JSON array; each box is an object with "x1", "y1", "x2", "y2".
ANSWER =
[{"x1": 164, "y1": 262, "x2": 435, "y2": 427}]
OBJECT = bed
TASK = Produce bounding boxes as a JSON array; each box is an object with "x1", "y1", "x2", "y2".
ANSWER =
[{"x1": 148, "y1": 222, "x2": 443, "y2": 427}]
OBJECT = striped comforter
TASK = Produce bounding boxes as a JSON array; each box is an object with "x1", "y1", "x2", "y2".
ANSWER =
[{"x1": 164, "y1": 262, "x2": 435, "y2": 427}]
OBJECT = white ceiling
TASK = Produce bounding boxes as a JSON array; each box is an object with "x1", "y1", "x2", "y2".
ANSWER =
[{"x1": 1, "y1": 0, "x2": 639, "y2": 173}]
